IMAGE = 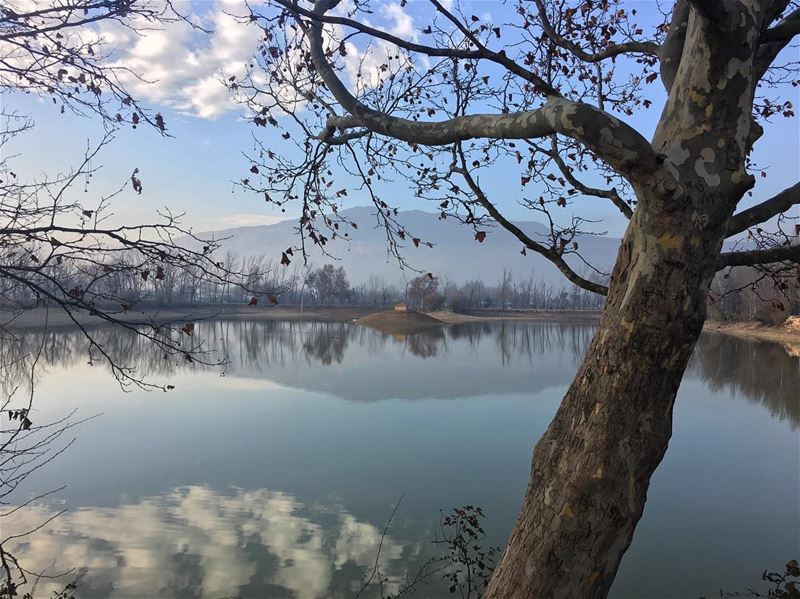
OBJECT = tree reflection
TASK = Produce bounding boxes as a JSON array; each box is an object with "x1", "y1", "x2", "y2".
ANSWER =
[
  {"x1": 689, "y1": 334, "x2": 800, "y2": 428},
  {"x1": 405, "y1": 328, "x2": 447, "y2": 358},
  {"x1": 1, "y1": 321, "x2": 796, "y2": 424},
  {"x1": 0, "y1": 321, "x2": 591, "y2": 380},
  {"x1": 303, "y1": 322, "x2": 351, "y2": 365}
]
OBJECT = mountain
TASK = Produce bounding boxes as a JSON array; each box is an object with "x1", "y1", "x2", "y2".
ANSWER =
[{"x1": 197, "y1": 206, "x2": 620, "y2": 287}]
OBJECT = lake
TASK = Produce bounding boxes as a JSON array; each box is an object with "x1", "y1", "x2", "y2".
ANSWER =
[{"x1": 3, "y1": 319, "x2": 798, "y2": 598}]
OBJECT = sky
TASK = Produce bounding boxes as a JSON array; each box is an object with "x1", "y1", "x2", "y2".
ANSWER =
[{"x1": 3, "y1": 0, "x2": 799, "y2": 238}]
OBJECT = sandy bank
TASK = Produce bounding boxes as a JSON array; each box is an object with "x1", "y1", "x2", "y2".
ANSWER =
[
  {"x1": 355, "y1": 309, "x2": 445, "y2": 334},
  {"x1": 704, "y1": 318, "x2": 800, "y2": 350},
  {"x1": 429, "y1": 309, "x2": 601, "y2": 324}
]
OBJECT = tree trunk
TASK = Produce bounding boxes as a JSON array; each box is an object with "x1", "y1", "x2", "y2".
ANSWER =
[
  {"x1": 484, "y1": 5, "x2": 767, "y2": 593},
  {"x1": 485, "y1": 205, "x2": 724, "y2": 598}
]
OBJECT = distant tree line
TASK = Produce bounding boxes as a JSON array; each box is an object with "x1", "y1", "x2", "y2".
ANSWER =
[
  {"x1": 3, "y1": 247, "x2": 796, "y2": 319},
  {"x1": 710, "y1": 265, "x2": 800, "y2": 324},
  {"x1": 0, "y1": 245, "x2": 608, "y2": 312},
  {"x1": 421, "y1": 269, "x2": 606, "y2": 312}
]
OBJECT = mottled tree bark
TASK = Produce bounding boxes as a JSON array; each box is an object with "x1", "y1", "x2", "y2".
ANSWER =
[
  {"x1": 485, "y1": 5, "x2": 765, "y2": 596},
  {"x1": 484, "y1": 208, "x2": 719, "y2": 598}
]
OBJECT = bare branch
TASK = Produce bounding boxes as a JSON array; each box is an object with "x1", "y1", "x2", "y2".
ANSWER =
[
  {"x1": 727, "y1": 181, "x2": 800, "y2": 236},
  {"x1": 756, "y1": 8, "x2": 800, "y2": 80},
  {"x1": 451, "y1": 146, "x2": 608, "y2": 296},
  {"x1": 762, "y1": 7, "x2": 800, "y2": 42},
  {"x1": 268, "y1": 0, "x2": 559, "y2": 95},
  {"x1": 532, "y1": 0, "x2": 660, "y2": 63},
  {"x1": 303, "y1": 1, "x2": 669, "y2": 184},
  {"x1": 318, "y1": 101, "x2": 661, "y2": 181},
  {"x1": 532, "y1": 137, "x2": 634, "y2": 219},
  {"x1": 718, "y1": 243, "x2": 800, "y2": 267}
]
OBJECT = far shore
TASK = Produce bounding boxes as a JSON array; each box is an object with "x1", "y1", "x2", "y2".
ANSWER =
[
  {"x1": 0, "y1": 304, "x2": 604, "y2": 330},
  {"x1": 2, "y1": 304, "x2": 799, "y2": 346},
  {"x1": 703, "y1": 319, "x2": 800, "y2": 347},
  {"x1": 0, "y1": 304, "x2": 376, "y2": 329}
]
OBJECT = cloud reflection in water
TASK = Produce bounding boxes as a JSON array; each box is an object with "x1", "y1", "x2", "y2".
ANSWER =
[{"x1": 8, "y1": 485, "x2": 410, "y2": 599}]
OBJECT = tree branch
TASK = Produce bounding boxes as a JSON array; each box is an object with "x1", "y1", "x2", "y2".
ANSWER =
[
  {"x1": 755, "y1": 8, "x2": 800, "y2": 80},
  {"x1": 718, "y1": 243, "x2": 800, "y2": 267},
  {"x1": 451, "y1": 147, "x2": 608, "y2": 296},
  {"x1": 267, "y1": 0, "x2": 559, "y2": 95},
  {"x1": 309, "y1": 48, "x2": 664, "y2": 186},
  {"x1": 318, "y1": 101, "x2": 660, "y2": 179},
  {"x1": 532, "y1": 0, "x2": 660, "y2": 63},
  {"x1": 762, "y1": 8, "x2": 800, "y2": 42},
  {"x1": 534, "y1": 137, "x2": 633, "y2": 219},
  {"x1": 660, "y1": 0, "x2": 689, "y2": 92},
  {"x1": 727, "y1": 182, "x2": 800, "y2": 236},
  {"x1": 296, "y1": 0, "x2": 672, "y2": 184}
]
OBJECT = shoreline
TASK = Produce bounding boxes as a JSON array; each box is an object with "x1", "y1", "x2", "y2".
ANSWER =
[
  {"x1": 431, "y1": 309, "x2": 602, "y2": 324},
  {"x1": 0, "y1": 305, "x2": 375, "y2": 329},
  {"x1": 0, "y1": 305, "x2": 603, "y2": 330},
  {"x1": 2, "y1": 305, "x2": 799, "y2": 346},
  {"x1": 703, "y1": 320, "x2": 800, "y2": 347}
]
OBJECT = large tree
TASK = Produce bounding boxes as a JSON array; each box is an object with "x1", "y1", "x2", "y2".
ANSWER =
[{"x1": 232, "y1": 0, "x2": 800, "y2": 596}]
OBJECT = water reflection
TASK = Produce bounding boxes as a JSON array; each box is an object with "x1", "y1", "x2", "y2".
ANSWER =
[
  {"x1": 2, "y1": 320, "x2": 797, "y2": 422},
  {"x1": 3, "y1": 319, "x2": 798, "y2": 598},
  {"x1": 1, "y1": 320, "x2": 593, "y2": 367},
  {"x1": 691, "y1": 334, "x2": 800, "y2": 427},
  {"x1": 7, "y1": 486, "x2": 411, "y2": 599},
  {"x1": 1, "y1": 321, "x2": 595, "y2": 401}
]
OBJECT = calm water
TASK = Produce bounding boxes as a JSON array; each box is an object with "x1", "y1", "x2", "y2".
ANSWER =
[{"x1": 4, "y1": 320, "x2": 799, "y2": 598}]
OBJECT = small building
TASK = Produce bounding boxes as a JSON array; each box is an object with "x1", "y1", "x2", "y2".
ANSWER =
[{"x1": 393, "y1": 303, "x2": 408, "y2": 312}]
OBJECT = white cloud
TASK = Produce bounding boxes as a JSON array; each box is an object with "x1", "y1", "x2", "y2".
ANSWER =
[
  {"x1": 340, "y1": 3, "x2": 419, "y2": 91},
  {"x1": 97, "y1": 0, "x2": 263, "y2": 119},
  {"x1": 382, "y1": 3, "x2": 417, "y2": 40},
  {"x1": 5, "y1": 0, "x2": 423, "y2": 121},
  {"x1": 94, "y1": 0, "x2": 422, "y2": 120}
]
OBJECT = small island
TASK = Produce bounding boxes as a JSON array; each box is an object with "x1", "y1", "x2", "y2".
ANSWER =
[{"x1": 355, "y1": 303, "x2": 445, "y2": 334}]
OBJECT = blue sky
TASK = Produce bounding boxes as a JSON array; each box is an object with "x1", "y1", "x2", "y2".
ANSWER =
[{"x1": 3, "y1": 0, "x2": 799, "y2": 238}]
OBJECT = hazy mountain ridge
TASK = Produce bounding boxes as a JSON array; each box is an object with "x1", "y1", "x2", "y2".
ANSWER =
[{"x1": 198, "y1": 206, "x2": 621, "y2": 287}]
